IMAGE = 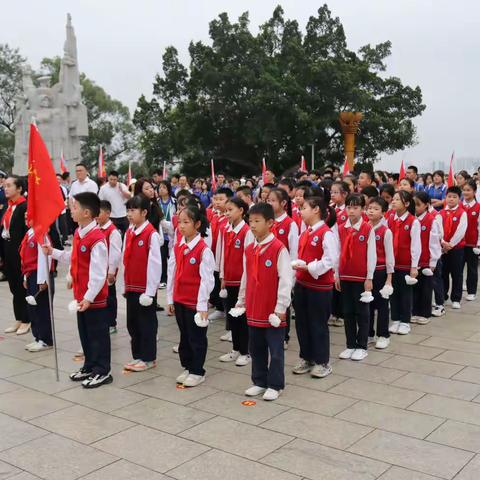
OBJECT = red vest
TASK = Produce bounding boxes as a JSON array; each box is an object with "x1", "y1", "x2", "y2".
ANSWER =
[
  {"x1": 387, "y1": 213, "x2": 416, "y2": 271},
  {"x1": 464, "y1": 202, "x2": 480, "y2": 247},
  {"x1": 335, "y1": 206, "x2": 348, "y2": 226},
  {"x1": 296, "y1": 224, "x2": 334, "y2": 290},
  {"x1": 272, "y1": 215, "x2": 294, "y2": 250},
  {"x1": 440, "y1": 206, "x2": 465, "y2": 249},
  {"x1": 123, "y1": 223, "x2": 156, "y2": 293},
  {"x1": 223, "y1": 223, "x2": 250, "y2": 286},
  {"x1": 373, "y1": 224, "x2": 388, "y2": 271},
  {"x1": 292, "y1": 209, "x2": 302, "y2": 229},
  {"x1": 245, "y1": 238, "x2": 286, "y2": 328},
  {"x1": 71, "y1": 227, "x2": 108, "y2": 308},
  {"x1": 101, "y1": 222, "x2": 118, "y2": 249},
  {"x1": 338, "y1": 220, "x2": 372, "y2": 282},
  {"x1": 211, "y1": 214, "x2": 228, "y2": 259},
  {"x1": 173, "y1": 238, "x2": 207, "y2": 309},
  {"x1": 418, "y1": 212, "x2": 435, "y2": 268},
  {"x1": 19, "y1": 232, "x2": 53, "y2": 276}
]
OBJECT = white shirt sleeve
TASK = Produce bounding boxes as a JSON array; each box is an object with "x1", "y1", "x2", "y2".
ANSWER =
[
  {"x1": 288, "y1": 222, "x2": 299, "y2": 262},
  {"x1": 161, "y1": 219, "x2": 174, "y2": 238},
  {"x1": 236, "y1": 254, "x2": 247, "y2": 308},
  {"x1": 429, "y1": 219, "x2": 442, "y2": 269},
  {"x1": 450, "y1": 211, "x2": 468, "y2": 247},
  {"x1": 384, "y1": 229, "x2": 395, "y2": 274},
  {"x1": 366, "y1": 228, "x2": 377, "y2": 280},
  {"x1": 275, "y1": 247, "x2": 293, "y2": 313},
  {"x1": 36, "y1": 242, "x2": 51, "y2": 284},
  {"x1": 306, "y1": 230, "x2": 338, "y2": 279},
  {"x1": 410, "y1": 218, "x2": 421, "y2": 268},
  {"x1": 204, "y1": 227, "x2": 212, "y2": 249},
  {"x1": 144, "y1": 232, "x2": 162, "y2": 297},
  {"x1": 214, "y1": 229, "x2": 223, "y2": 272},
  {"x1": 84, "y1": 241, "x2": 108, "y2": 303},
  {"x1": 166, "y1": 247, "x2": 176, "y2": 305},
  {"x1": 244, "y1": 230, "x2": 254, "y2": 248},
  {"x1": 197, "y1": 248, "x2": 215, "y2": 312},
  {"x1": 108, "y1": 229, "x2": 122, "y2": 274},
  {"x1": 52, "y1": 247, "x2": 71, "y2": 264},
  {"x1": 477, "y1": 213, "x2": 480, "y2": 247},
  {"x1": 157, "y1": 223, "x2": 165, "y2": 248}
]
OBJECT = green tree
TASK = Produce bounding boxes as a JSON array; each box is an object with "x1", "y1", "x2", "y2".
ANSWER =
[{"x1": 135, "y1": 5, "x2": 425, "y2": 176}]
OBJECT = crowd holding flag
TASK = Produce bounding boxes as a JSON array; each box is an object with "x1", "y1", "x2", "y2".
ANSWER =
[{"x1": 98, "y1": 145, "x2": 106, "y2": 178}]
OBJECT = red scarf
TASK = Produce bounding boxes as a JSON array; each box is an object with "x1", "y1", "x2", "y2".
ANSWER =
[
  {"x1": 123, "y1": 229, "x2": 134, "y2": 268},
  {"x1": 341, "y1": 227, "x2": 355, "y2": 263},
  {"x1": 443, "y1": 210, "x2": 454, "y2": 240},
  {"x1": 298, "y1": 228, "x2": 312, "y2": 258},
  {"x1": 392, "y1": 218, "x2": 402, "y2": 257},
  {"x1": 3, "y1": 196, "x2": 26, "y2": 231}
]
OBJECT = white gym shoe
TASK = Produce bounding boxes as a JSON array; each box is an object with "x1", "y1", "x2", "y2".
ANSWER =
[
  {"x1": 220, "y1": 331, "x2": 232, "y2": 342},
  {"x1": 339, "y1": 348, "x2": 355, "y2": 359},
  {"x1": 263, "y1": 388, "x2": 281, "y2": 401},
  {"x1": 397, "y1": 323, "x2": 411, "y2": 335},
  {"x1": 389, "y1": 321, "x2": 400, "y2": 334},
  {"x1": 208, "y1": 310, "x2": 225, "y2": 321},
  {"x1": 245, "y1": 385, "x2": 266, "y2": 396},
  {"x1": 411, "y1": 316, "x2": 420, "y2": 323},
  {"x1": 466, "y1": 294, "x2": 476, "y2": 301},
  {"x1": 172, "y1": 344, "x2": 179, "y2": 353},
  {"x1": 27, "y1": 340, "x2": 52, "y2": 352},
  {"x1": 25, "y1": 341, "x2": 38, "y2": 350},
  {"x1": 328, "y1": 316, "x2": 335, "y2": 326},
  {"x1": 431, "y1": 306, "x2": 446, "y2": 317},
  {"x1": 375, "y1": 337, "x2": 390, "y2": 349},
  {"x1": 452, "y1": 302, "x2": 461, "y2": 309},
  {"x1": 351, "y1": 349, "x2": 368, "y2": 361},
  {"x1": 235, "y1": 354, "x2": 251, "y2": 366},
  {"x1": 183, "y1": 374, "x2": 205, "y2": 387},
  {"x1": 219, "y1": 350, "x2": 240, "y2": 362},
  {"x1": 368, "y1": 336, "x2": 376, "y2": 345},
  {"x1": 311, "y1": 363, "x2": 332, "y2": 378},
  {"x1": 292, "y1": 359, "x2": 312, "y2": 375},
  {"x1": 176, "y1": 369, "x2": 189, "y2": 384},
  {"x1": 414, "y1": 316, "x2": 430, "y2": 325},
  {"x1": 332, "y1": 317, "x2": 344, "y2": 327}
]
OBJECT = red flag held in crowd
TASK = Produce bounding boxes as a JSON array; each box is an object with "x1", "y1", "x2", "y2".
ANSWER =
[
  {"x1": 300, "y1": 155, "x2": 307, "y2": 172},
  {"x1": 447, "y1": 151, "x2": 455, "y2": 187},
  {"x1": 60, "y1": 149, "x2": 67, "y2": 174},
  {"x1": 162, "y1": 161, "x2": 167, "y2": 180},
  {"x1": 211, "y1": 158, "x2": 217, "y2": 191},
  {"x1": 127, "y1": 162, "x2": 132, "y2": 186},
  {"x1": 399, "y1": 159, "x2": 406, "y2": 181},
  {"x1": 342, "y1": 155, "x2": 350, "y2": 176},
  {"x1": 262, "y1": 157, "x2": 267, "y2": 185},
  {"x1": 27, "y1": 124, "x2": 65, "y2": 242},
  {"x1": 98, "y1": 145, "x2": 106, "y2": 178}
]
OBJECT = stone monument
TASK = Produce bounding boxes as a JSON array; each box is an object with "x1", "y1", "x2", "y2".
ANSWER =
[
  {"x1": 339, "y1": 111, "x2": 363, "y2": 170},
  {"x1": 13, "y1": 14, "x2": 88, "y2": 175}
]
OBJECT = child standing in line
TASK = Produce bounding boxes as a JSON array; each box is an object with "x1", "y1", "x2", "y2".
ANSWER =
[
  {"x1": 293, "y1": 184, "x2": 312, "y2": 233},
  {"x1": 167, "y1": 205, "x2": 215, "y2": 387},
  {"x1": 292, "y1": 196, "x2": 338, "y2": 378},
  {"x1": 123, "y1": 195, "x2": 162, "y2": 372},
  {"x1": 237, "y1": 203, "x2": 293, "y2": 401},
  {"x1": 366, "y1": 197, "x2": 394, "y2": 349},
  {"x1": 388, "y1": 191, "x2": 421, "y2": 335},
  {"x1": 97, "y1": 201, "x2": 122, "y2": 335},
  {"x1": 218, "y1": 197, "x2": 253, "y2": 366},
  {"x1": 336, "y1": 193, "x2": 376, "y2": 361}
]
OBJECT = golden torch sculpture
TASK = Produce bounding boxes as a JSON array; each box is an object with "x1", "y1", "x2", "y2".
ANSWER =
[{"x1": 339, "y1": 111, "x2": 363, "y2": 170}]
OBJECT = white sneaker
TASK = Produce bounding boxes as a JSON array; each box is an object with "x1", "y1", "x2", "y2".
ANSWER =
[
  {"x1": 27, "y1": 340, "x2": 52, "y2": 352},
  {"x1": 183, "y1": 374, "x2": 205, "y2": 387},
  {"x1": 397, "y1": 323, "x2": 411, "y2": 335},
  {"x1": 466, "y1": 294, "x2": 476, "y2": 301},
  {"x1": 351, "y1": 349, "x2": 368, "y2": 361},
  {"x1": 415, "y1": 317, "x2": 430, "y2": 325},
  {"x1": 452, "y1": 302, "x2": 461, "y2": 309},
  {"x1": 292, "y1": 359, "x2": 312, "y2": 375},
  {"x1": 411, "y1": 316, "x2": 420, "y2": 323},
  {"x1": 176, "y1": 369, "x2": 189, "y2": 384},
  {"x1": 332, "y1": 317, "x2": 344, "y2": 327},
  {"x1": 219, "y1": 350, "x2": 240, "y2": 362},
  {"x1": 375, "y1": 337, "x2": 390, "y2": 349},
  {"x1": 208, "y1": 310, "x2": 225, "y2": 321},
  {"x1": 245, "y1": 385, "x2": 266, "y2": 396},
  {"x1": 25, "y1": 341, "x2": 38, "y2": 350},
  {"x1": 263, "y1": 388, "x2": 281, "y2": 401},
  {"x1": 172, "y1": 344, "x2": 179, "y2": 353},
  {"x1": 235, "y1": 354, "x2": 251, "y2": 366},
  {"x1": 432, "y1": 306, "x2": 446, "y2": 317},
  {"x1": 389, "y1": 321, "x2": 400, "y2": 334},
  {"x1": 328, "y1": 316, "x2": 335, "y2": 326},
  {"x1": 220, "y1": 331, "x2": 232, "y2": 342},
  {"x1": 283, "y1": 341, "x2": 289, "y2": 350},
  {"x1": 339, "y1": 348, "x2": 355, "y2": 360},
  {"x1": 311, "y1": 363, "x2": 332, "y2": 378},
  {"x1": 368, "y1": 336, "x2": 376, "y2": 345}
]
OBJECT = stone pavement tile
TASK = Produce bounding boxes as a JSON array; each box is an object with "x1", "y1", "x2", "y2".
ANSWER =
[
  {"x1": 453, "y1": 454, "x2": 480, "y2": 480},
  {"x1": 0, "y1": 356, "x2": 42, "y2": 379},
  {"x1": 0, "y1": 388, "x2": 72, "y2": 421},
  {"x1": 261, "y1": 437, "x2": 389, "y2": 480},
  {"x1": 0, "y1": 379, "x2": 21, "y2": 395},
  {"x1": 261, "y1": 408, "x2": 372, "y2": 450},
  {"x1": 348, "y1": 430, "x2": 473, "y2": 479},
  {"x1": 378, "y1": 466, "x2": 441, "y2": 479},
  {"x1": 393, "y1": 332, "x2": 432, "y2": 344},
  {"x1": 466, "y1": 332, "x2": 480, "y2": 342},
  {"x1": 0, "y1": 412, "x2": 46, "y2": 452},
  {"x1": 386, "y1": 342, "x2": 444, "y2": 360},
  {"x1": 101, "y1": 365, "x2": 159, "y2": 389},
  {"x1": 380, "y1": 355, "x2": 464, "y2": 378},
  {"x1": 112, "y1": 397, "x2": 214, "y2": 435},
  {"x1": 127, "y1": 375, "x2": 218, "y2": 406},
  {"x1": 337, "y1": 400, "x2": 444, "y2": 439},
  {"x1": 328, "y1": 378, "x2": 424, "y2": 408},
  {"x1": 330, "y1": 361, "x2": 407, "y2": 384},
  {"x1": 30, "y1": 405, "x2": 134, "y2": 444},
  {"x1": 28, "y1": 350, "x2": 88, "y2": 373},
  {"x1": 411, "y1": 323, "x2": 476, "y2": 340},
  {"x1": 56, "y1": 385, "x2": 146, "y2": 413},
  {"x1": 392, "y1": 372, "x2": 480, "y2": 400},
  {"x1": 284, "y1": 370, "x2": 348, "y2": 392},
  {"x1": 8, "y1": 473, "x2": 42, "y2": 480},
  {"x1": 180, "y1": 416, "x2": 293, "y2": 461},
  {"x1": 453, "y1": 366, "x2": 480, "y2": 384},
  {"x1": 7, "y1": 368, "x2": 77, "y2": 394},
  {"x1": 274, "y1": 384, "x2": 356, "y2": 416},
  {"x1": 79, "y1": 459, "x2": 169, "y2": 480},
  {"x1": 330, "y1": 344, "x2": 394, "y2": 366},
  {"x1": 203, "y1": 369, "x2": 252, "y2": 395},
  {"x1": 189, "y1": 391, "x2": 289, "y2": 425},
  {"x1": 420, "y1": 337, "x2": 480, "y2": 355},
  {"x1": 169, "y1": 448, "x2": 300, "y2": 480},
  {"x1": 426, "y1": 420, "x2": 480, "y2": 452},
  {"x1": 434, "y1": 350, "x2": 480, "y2": 368},
  {"x1": 92, "y1": 425, "x2": 208, "y2": 474},
  {"x1": 408, "y1": 394, "x2": 480, "y2": 426},
  {"x1": 0, "y1": 338, "x2": 55, "y2": 362},
  {"x1": 0, "y1": 433, "x2": 116, "y2": 480},
  {"x1": 0, "y1": 459, "x2": 20, "y2": 479}
]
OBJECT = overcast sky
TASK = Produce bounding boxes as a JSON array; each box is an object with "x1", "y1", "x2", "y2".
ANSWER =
[{"x1": 2, "y1": 0, "x2": 477, "y2": 171}]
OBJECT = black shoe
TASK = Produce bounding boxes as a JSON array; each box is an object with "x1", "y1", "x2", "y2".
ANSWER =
[
  {"x1": 82, "y1": 373, "x2": 113, "y2": 389},
  {"x1": 69, "y1": 368, "x2": 92, "y2": 381}
]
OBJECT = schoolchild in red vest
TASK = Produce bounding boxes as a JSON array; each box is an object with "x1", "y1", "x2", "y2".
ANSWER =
[
  {"x1": 292, "y1": 196, "x2": 337, "y2": 378},
  {"x1": 21, "y1": 220, "x2": 54, "y2": 352},
  {"x1": 412, "y1": 192, "x2": 442, "y2": 323},
  {"x1": 167, "y1": 204, "x2": 215, "y2": 388},
  {"x1": 336, "y1": 193, "x2": 376, "y2": 362},
  {"x1": 440, "y1": 186, "x2": 467, "y2": 308},
  {"x1": 97, "y1": 201, "x2": 122, "y2": 333},
  {"x1": 380, "y1": 184, "x2": 396, "y2": 221},
  {"x1": 366, "y1": 197, "x2": 394, "y2": 350},
  {"x1": 48, "y1": 192, "x2": 111, "y2": 388},
  {"x1": 387, "y1": 190, "x2": 421, "y2": 336},
  {"x1": 122, "y1": 195, "x2": 162, "y2": 372},
  {"x1": 277, "y1": 178, "x2": 297, "y2": 215},
  {"x1": 462, "y1": 180, "x2": 480, "y2": 300},
  {"x1": 293, "y1": 184, "x2": 311, "y2": 234},
  {"x1": 237, "y1": 203, "x2": 293, "y2": 401},
  {"x1": 218, "y1": 197, "x2": 254, "y2": 366}
]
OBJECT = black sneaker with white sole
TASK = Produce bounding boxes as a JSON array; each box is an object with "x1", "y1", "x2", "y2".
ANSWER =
[
  {"x1": 82, "y1": 374, "x2": 113, "y2": 389},
  {"x1": 69, "y1": 368, "x2": 93, "y2": 381}
]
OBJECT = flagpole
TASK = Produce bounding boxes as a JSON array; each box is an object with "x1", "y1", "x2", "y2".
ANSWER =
[{"x1": 44, "y1": 250, "x2": 59, "y2": 381}]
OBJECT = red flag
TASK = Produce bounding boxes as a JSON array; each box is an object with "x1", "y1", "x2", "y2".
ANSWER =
[
  {"x1": 162, "y1": 161, "x2": 167, "y2": 179},
  {"x1": 60, "y1": 149, "x2": 67, "y2": 174},
  {"x1": 300, "y1": 155, "x2": 307, "y2": 172},
  {"x1": 399, "y1": 159, "x2": 406, "y2": 181},
  {"x1": 27, "y1": 124, "x2": 65, "y2": 243},
  {"x1": 447, "y1": 151, "x2": 455, "y2": 187},
  {"x1": 98, "y1": 145, "x2": 106, "y2": 178},
  {"x1": 127, "y1": 162, "x2": 132, "y2": 186},
  {"x1": 262, "y1": 157, "x2": 267, "y2": 185},
  {"x1": 342, "y1": 155, "x2": 350, "y2": 176},
  {"x1": 211, "y1": 158, "x2": 217, "y2": 191}
]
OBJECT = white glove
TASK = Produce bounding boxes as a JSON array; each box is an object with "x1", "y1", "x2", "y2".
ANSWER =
[
  {"x1": 139, "y1": 294, "x2": 153, "y2": 307},
  {"x1": 25, "y1": 295, "x2": 37, "y2": 306},
  {"x1": 291, "y1": 259, "x2": 307, "y2": 268},
  {"x1": 359, "y1": 291, "x2": 374, "y2": 303},
  {"x1": 379, "y1": 284, "x2": 394, "y2": 299},
  {"x1": 219, "y1": 288, "x2": 228, "y2": 299},
  {"x1": 68, "y1": 300, "x2": 79, "y2": 314},
  {"x1": 194, "y1": 312, "x2": 209, "y2": 328},
  {"x1": 422, "y1": 268, "x2": 434, "y2": 277},
  {"x1": 229, "y1": 307, "x2": 246, "y2": 317},
  {"x1": 405, "y1": 275, "x2": 418, "y2": 285},
  {"x1": 268, "y1": 313, "x2": 281, "y2": 328},
  {"x1": 474, "y1": 247, "x2": 480, "y2": 255}
]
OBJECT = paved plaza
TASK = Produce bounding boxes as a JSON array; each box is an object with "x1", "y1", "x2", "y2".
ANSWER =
[{"x1": 1, "y1": 271, "x2": 480, "y2": 479}]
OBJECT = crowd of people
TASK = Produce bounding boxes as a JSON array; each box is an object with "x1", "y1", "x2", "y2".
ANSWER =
[{"x1": 0, "y1": 160, "x2": 479, "y2": 399}]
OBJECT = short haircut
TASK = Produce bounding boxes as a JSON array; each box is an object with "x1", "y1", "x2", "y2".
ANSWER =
[
  {"x1": 108, "y1": 170, "x2": 119, "y2": 177},
  {"x1": 74, "y1": 192, "x2": 100, "y2": 217},
  {"x1": 236, "y1": 185, "x2": 252, "y2": 197},
  {"x1": 332, "y1": 181, "x2": 350, "y2": 194},
  {"x1": 345, "y1": 193, "x2": 365, "y2": 208},
  {"x1": 359, "y1": 171, "x2": 373, "y2": 182},
  {"x1": 249, "y1": 202, "x2": 275, "y2": 221},
  {"x1": 407, "y1": 165, "x2": 418, "y2": 174},
  {"x1": 361, "y1": 185, "x2": 379, "y2": 198},
  {"x1": 176, "y1": 189, "x2": 192, "y2": 200},
  {"x1": 126, "y1": 194, "x2": 151, "y2": 213},
  {"x1": 216, "y1": 187, "x2": 234, "y2": 198},
  {"x1": 152, "y1": 169, "x2": 162, "y2": 176},
  {"x1": 75, "y1": 163, "x2": 87, "y2": 170},
  {"x1": 414, "y1": 191, "x2": 431, "y2": 205},
  {"x1": 99, "y1": 200, "x2": 112, "y2": 212},
  {"x1": 433, "y1": 170, "x2": 445, "y2": 180},
  {"x1": 368, "y1": 196, "x2": 388, "y2": 212},
  {"x1": 278, "y1": 178, "x2": 295, "y2": 191},
  {"x1": 400, "y1": 177, "x2": 415, "y2": 188},
  {"x1": 61, "y1": 172, "x2": 70, "y2": 180},
  {"x1": 447, "y1": 186, "x2": 462, "y2": 197},
  {"x1": 379, "y1": 183, "x2": 395, "y2": 197}
]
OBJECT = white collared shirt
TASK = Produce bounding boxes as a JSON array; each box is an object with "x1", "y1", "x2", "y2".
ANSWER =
[
  {"x1": 98, "y1": 183, "x2": 129, "y2": 218},
  {"x1": 372, "y1": 221, "x2": 395, "y2": 273},
  {"x1": 219, "y1": 220, "x2": 254, "y2": 280},
  {"x1": 100, "y1": 220, "x2": 122, "y2": 274},
  {"x1": 275, "y1": 212, "x2": 299, "y2": 262},
  {"x1": 393, "y1": 212, "x2": 421, "y2": 268},
  {"x1": 305, "y1": 220, "x2": 339, "y2": 279}
]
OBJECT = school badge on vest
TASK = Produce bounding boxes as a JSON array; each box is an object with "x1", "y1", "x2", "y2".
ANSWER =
[
  {"x1": 359, "y1": 235, "x2": 365, "y2": 241},
  {"x1": 138, "y1": 240, "x2": 144, "y2": 247},
  {"x1": 29, "y1": 241, "x2": 35, "y2": 248},
  {"x1": 473, "y1": 212, "x2": 477, "y2": 216},
  {"x1": 375, "y1": 235, "x2": 380, "y2": 241},
  {"x1": 453, "y1": 217, "x2": 457, "y2": 222},
  {"x1": 404, "y1": 225, "x2": 410, "y2": 230},
  {"x1": 235, "y1": 238, "x2": 241, "y2": 248},
  {"x1": 265, "y1": 259, "x2": 272, "y2": 267},
  {"x1": 190, "y1": 257, "x2": 197, "y2": 265},
  {"x1": 421, "y1": 225, "x2": 427, "y2": 231},
  {"x1": 80, "y1": 245, "x2": 87, "y2": 253},
  {"x1": 279, "y1": 229, "x2": 285, "y2": 234}
]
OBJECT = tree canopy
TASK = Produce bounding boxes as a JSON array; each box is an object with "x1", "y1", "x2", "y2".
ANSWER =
[{"x1": 134, "y1": 4, "x2": 426, "y2": 176}]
